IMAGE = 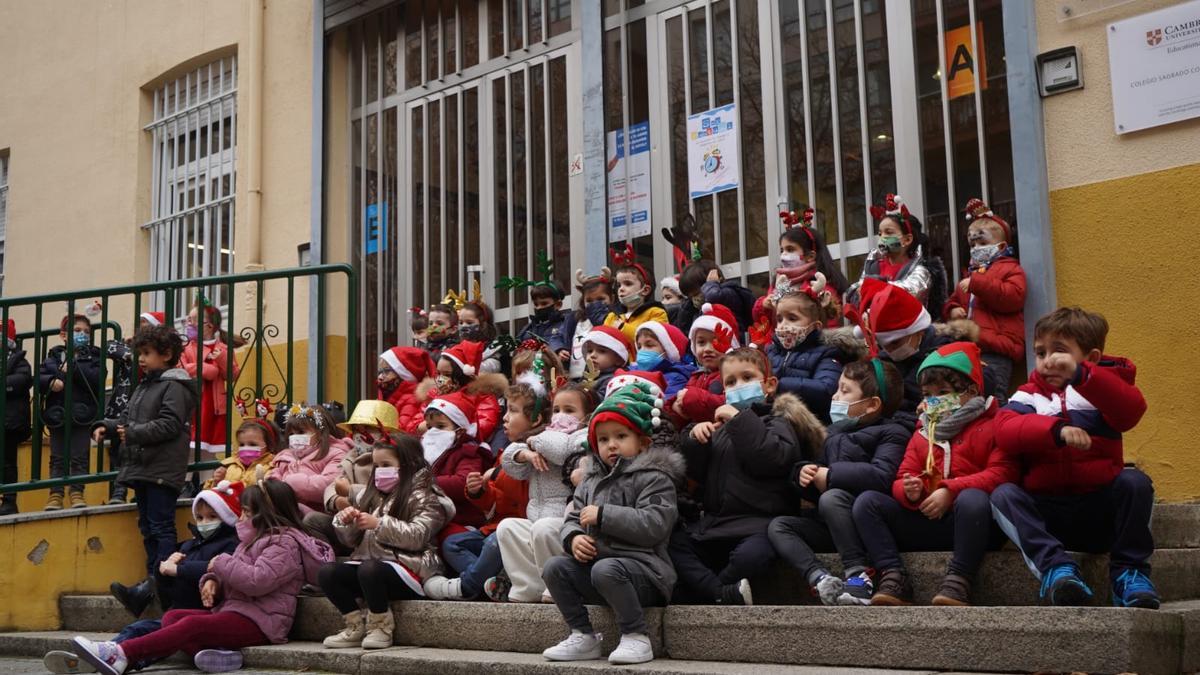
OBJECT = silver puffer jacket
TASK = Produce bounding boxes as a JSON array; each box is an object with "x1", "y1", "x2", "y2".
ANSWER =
[{"x1": 845, "y1": 244, "x2": 947, "y2": 315}]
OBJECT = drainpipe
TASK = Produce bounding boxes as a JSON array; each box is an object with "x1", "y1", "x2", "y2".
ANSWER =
[{"x1": 244, "y1": 0, "x2": 265, "y2": 274}]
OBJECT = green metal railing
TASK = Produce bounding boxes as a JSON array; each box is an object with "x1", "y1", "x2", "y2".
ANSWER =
[{"x1": 0, "y1": 264, "x2": 358, "y2": 494}]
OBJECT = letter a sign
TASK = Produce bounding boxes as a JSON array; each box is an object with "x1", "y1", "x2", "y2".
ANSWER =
[{"x1": 944, "y1": 23, "x2": 987, "y2": 100}]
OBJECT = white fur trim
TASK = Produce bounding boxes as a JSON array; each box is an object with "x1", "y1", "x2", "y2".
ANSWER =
[
  {"x1": 688, "y1": 316, "x2": 740, "y2": 349},
  {"x1": 380, "y1": 349, "x2": 416, "y2": 383},
  {"x1": 516, "y1": 370, "x2": 548, "y2": 397},
  {"x1": 1009, "y1": 387, "x2": 1097, "y2": 416},
  {"x1": 443, "y1": 352, "x2": 476, "y2": 377},
  {"x1": 193, "y1": 484, "x2": 238, "y2": 526},
  {"x1": 870, "y1": 306, "x2": 932, "y2": 345},
  {"x1": 636, "y1": 321, "x2": 679, "y2": 363},
  {"x1": 140, "y1": 312, "x2": 162, "y2": 327},
  {"x1": 583, "y1": 330, "x2": 630, "y2": 362},
  {"x1": 605, "y1": 374, "x2": 663, "y2": 399},
  {"x1": 425, "y1": 399, "x2": 478, "y2": 437},
  {"x1": 659, "y1": 276, "x2": 680, "y2": 294}
]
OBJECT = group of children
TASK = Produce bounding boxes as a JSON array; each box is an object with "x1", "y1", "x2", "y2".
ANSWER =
[{"x1": 37, "y1": 195, "x2": 1159, "y2": 674}]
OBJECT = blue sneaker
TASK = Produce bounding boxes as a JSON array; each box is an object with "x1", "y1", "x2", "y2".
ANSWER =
[
  {"x1": 1112, "y1": 569, "x2": 1160, "y2": 609},
  {"x1": 1039, "y1": 564, "x2": 1093, "y2": 606}
]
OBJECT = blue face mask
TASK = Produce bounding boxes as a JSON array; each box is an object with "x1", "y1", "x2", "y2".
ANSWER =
[
  {"x1": 72, "y1": 331, "x2": 89, "y2": 348},
  {"x1": 725, "y1": 381, "x2": 766, "y2": 410},
  {"x1": 635, "y1": 349, "x2": 664, "y2": 371},
  {"x1": 829, "y1": 399, "x2": 863, "y2": 426}
]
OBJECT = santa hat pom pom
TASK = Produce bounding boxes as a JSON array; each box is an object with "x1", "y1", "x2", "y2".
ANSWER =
[
  {"x1": 701, "y1": 303, "x2": 713, "y2": 315},
  {"x1": 216, "y1": 480, "x2": 234, "y2": 495},
  {"x1": 462, "y1": 365, "x2": 476, "y2": 377}
]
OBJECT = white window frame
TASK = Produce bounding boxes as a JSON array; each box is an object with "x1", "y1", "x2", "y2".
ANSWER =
[{"x1": 0, "y1": 152, "x2": 8, "y2": 296}]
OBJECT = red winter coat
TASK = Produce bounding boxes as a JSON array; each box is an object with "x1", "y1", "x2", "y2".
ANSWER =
[
  {"x1": 381, "y1": 380, "x2": 424, "y2": 434},
  {"x1": 942, "y1": 256, "x2": 1026, "y2": 361},
  {"x1": 432, "y1": 440, "x2": 491, "y2": 528},
  {"x1": 466, "y1": 456, "x2": 529, "y2": 536},
  {"x1": 891, "y1": 400, "x2": 1016, "y2": 509},
  {"x1": 675, "y1": 370, "x2": 725, "y2": 425},
  {"x1": 997, "y1": 357, "x2": 1145, "y2": 496}
]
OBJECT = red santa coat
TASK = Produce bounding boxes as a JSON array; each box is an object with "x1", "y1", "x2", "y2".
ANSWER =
[{"x1": 942, "y1": 256, "x2": 1026, "y2": 361}]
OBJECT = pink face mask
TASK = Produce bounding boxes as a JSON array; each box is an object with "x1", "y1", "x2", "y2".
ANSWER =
[
  {"x1": 237, "y1": 447, "x2": 263, "y2": 465},
  {"x1": 374, "y1": 467, "x2": 400, "y2": 493},
  {"x1": 548, "y1": 412, "x2": 582, "y2": 433}
]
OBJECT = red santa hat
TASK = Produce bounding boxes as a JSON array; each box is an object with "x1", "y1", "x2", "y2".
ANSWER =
[
  {"x1": 635, "y1": 321, "x2": 688, "y2": 364},
  {"x1": 688, "y1": 303, "x2": 741, "y2": 350},
  {"x1": 441, "y1": 340, "x2": 485, "y2": 377},
  {"x1": 850, "y1": 278, "x2": 931, "y2": 346},
  {"x1": 605, "y1": 369, "x2": 668, "y2": 401},
  {"x1": 140, "y1": 311, "x2": 166, "y2": 327},
  {"x1": 425, "y1": 390, "x2": 479, "y2": 438},
  {"x1": 380, "y1": 346, "x2": 436, "y2": 383},
  {"x1": 193, "y1": 480, "x2": 244, "y2": 527},
  {"x1": 5, "y1": 319, "x2": 15, "y2": 342},
  {"x1": 582, "y1": 326, "x2": 633, "y2": 364}
]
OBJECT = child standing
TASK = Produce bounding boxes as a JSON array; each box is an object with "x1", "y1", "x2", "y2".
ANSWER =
[
  {"x1": 672, "y1": 304, "x2": 739, "y2": 425},
  {"x1": 846, "y1": 194, "x2": 948, "y2": 317},
  {"x1": 41, "y1": 314, "x2": 104, "y2": 510},
  {"x1": 633, "y1": 321, "x2": 695, "y2": 399},
  {"x1": 542, "y1": 384, "x2": 683, "y2": 665},
  {"x1": 765, "y1": 275, "x2": 844, "y2": 424},
  {"x1": 320, "y1": 433, "x2": 454, "y2": 650},
  {"x1": 580, "y1": 326, "x2": 633, "y2": 397},
  {"x1": 422, "y1": 304, "x2": 462, "y2": 362},
  {"x1": 943, "y1": 198, "x2": 1026, "y2": 403},
  {"x1": 93, "y1": 325, "x2": 197, "y2": 600},
  {"x1": 659, "y1": 276, "x2": 684, "y2": 325},
  {"x1": 270, "y1": 405, "x2": 352, "y2": 514},
  {"x1": 518, "y1": 284, "x2": 575, "y2": 363},
  {"x1": 180, "y1": 302, "x2": 240, "y2": 456},
  {"x1": 569, "y1": 269, "x2": 616, "y2": 381},
  {"x1": 378, "y1": 346, "x2": 437, "y2": 433},
  {"x1": 853, "y1": 342, "x2": 1014, "y2": 606},
  {"x1": 754, "y1": 209, "x2": 850, "y2": 333},
  {"x1": 991, "y1": 307, "x2": 1156, "y2": 608},
  {"x1": 603, "y1": 245, "x2": 669, "y2": 343},
  {"x1": 100, "y1": 313, "x2": 162, "y2": 505},
  {"x1": 0, "y1": 320, "x2": 32, "y2": 516},
  {"x1": 207, "y1": 417, "x2": 280, "y2": 489},
  {"x1": 72, "y1": 480, "x2": 334, "y2": 675},
  {"x1": 671, "y1": 348, "x2": 825, "y2": 605}
]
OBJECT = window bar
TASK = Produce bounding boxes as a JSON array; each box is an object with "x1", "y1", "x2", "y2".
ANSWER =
[
  {"x1": 455, "y1": 2, "x2": 462, "y2": 76},
  {"x1": 505, "y1": 71, "x2": 516, "y2": 332},
  {"x1": 729, "y1": 1, "x2": 747, "y2": 283},
  {"x1": 361, "y1": 34, "x2": 371, "y2": 324},
  {"x1": 934, "y1": 0, "x2": 961, "y2": 279},
  {"x1": 524, "y1": 64, "x2": 534, "y2": 302},
  {"x1": 853, "y1": 0, "x2": 875, "y2": 229},
  {"x1": 967, "y1": 0, "x2": 989, "y2": 205},
  {"x1": 797, "y1": 0, "x2": 817, "y2": 214},
  {"x1": 203, "y1": 64, "x2": 216, "y2": 283},
  {"x1": 704, "y1": 1, "x2": 720, "y2": 266},
  {"x1": 441, "y1": 92, "x2": 449, "y2": 310},
  {"x1": 542, "y1": 0, "x2": 548, "y2": 44},
  {"x1": 542, "y1": 65, "x2": 552, "y2": 264},
  {"x1": 620, "y1": 22, "x2": 631, "y2": 248},
  {"x1": 421, "y1": 3, "x2": 428, "y2": 85},
  {"x1": 458, "y1": 91, "x2": 466, "y2": 291},
  {"x1": 824, "y1": 0, "x2": 849, "y2": 277},
  {"x1": 438, "y1": 3, "x2": 446, "y2": 80},
  {"x1": 377, "y1": 28, "x2": 386, "y2": 363},
  {"x1": 150, "y1": 88, "x2": 161, "y2": 224},
  {"x1": 502, "y1": 0, "x2": 510, "y2": 59},
  {"x1": 423, "y1": 100, "x2": 431, "y2": 308}
]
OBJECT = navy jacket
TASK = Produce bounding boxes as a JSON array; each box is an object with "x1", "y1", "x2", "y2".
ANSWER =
[
  {"x1": 701, "y1": 280, "x2": 756, "y2": 334},
  {"x1": 644, "y1": 358, "x2": 696, "y2": 399},
  {"x1": 793, "y1": 415, "x2": 915, "y2": 502},
  {"x1": 167, "y1": 522, "x2": 239, "y2": 609},
  {"x1": 38, "y1": 344, "x2": 104, "y2": 428},
  {"x1": 5, "y1": 348, "x2": 33, "y2": 435},
  {"x1": 517, "y1": 309, "x2": 576, "y2": 354},
  {"x1": 766, "y1": 331, "x2": 843, "y2": 425}
]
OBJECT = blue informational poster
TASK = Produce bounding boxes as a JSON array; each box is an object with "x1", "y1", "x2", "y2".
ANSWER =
[
  {"x1": 687, "y1": 103, "x2": 740, "y2": 199},
  {"x1": 606, "y1": 121, "x2": 651, "y2": 242}
]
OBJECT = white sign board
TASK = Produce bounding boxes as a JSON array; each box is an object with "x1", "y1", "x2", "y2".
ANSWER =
[
  {"x1": 1107, "y1": 0, "x2": 1200, "y2": 134},
  {"x1": 686, "y1": 103, "x2": 740, "y2": 198},
  {"x1": 606, "y1": 121, "x2": 652, "y2": 242}
]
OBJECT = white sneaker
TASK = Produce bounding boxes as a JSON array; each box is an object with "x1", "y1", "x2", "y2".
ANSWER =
[
  {"x1": 542, "y1": 630, "x2": 603, "y2": 661},
  {"x1": 738, "y1": 578, "x2": 754, "y2": 606},
  {"x1": 70, "y1": 637, "x2": 127, "y2": 675},
  {"x1": 422, "y1": 575, "x2": 463, "y2": 600},
  {"x1": 608, "y1": 633, "x2": 653, "y2": 665},
  {"x1": 43, "y1": 651, "x2": 96, "y2": 674},
  {"x1": 815, "y1": 573, "x2": 845, "y2": 606}
]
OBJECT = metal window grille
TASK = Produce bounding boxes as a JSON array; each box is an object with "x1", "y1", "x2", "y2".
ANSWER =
[
  {"x1": 144, "y1": 57, "x2": 238, "y2": 318},
  {"x1": 0, "y1": 153, "x2": 7, "y2": 295}
]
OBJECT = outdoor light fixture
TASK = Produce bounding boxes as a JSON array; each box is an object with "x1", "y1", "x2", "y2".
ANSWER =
[
  {"x1": 297, "y1": 242, "x2": 312, "y2": 267},
  {"x1": 1036, "y1": 46, "x2": 1083, "y2": 97}
]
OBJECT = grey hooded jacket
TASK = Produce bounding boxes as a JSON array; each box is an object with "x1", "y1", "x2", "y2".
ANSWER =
[{"x1": 98, "y1": 367, "x2": 198, "y2": 492}]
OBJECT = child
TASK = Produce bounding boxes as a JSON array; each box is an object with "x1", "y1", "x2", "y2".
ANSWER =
[
  {"x1": 207, "y1": 417, "x2": 279, "y2": 489},
  {"x1": 603, "y1": 244, "x2": 669, "y2": 343},
  {"x1": 768, "y1": 359, "x2": 910, "y2": 605},
  {"x1": 846, "y1": 193, "x2": 948, "y2": 317},
  {"x1": 40, "y1": 314, "x2": 104, "y2": 510},
  {"x1": 417, "y1": 340, "x2": 506, "y2": 443},
  {"x1": 580, "y1": 326, "x2": 633, "y2": 397},
  {"x1": 672, "y1": 303, "x2": 739, "y2": 425},
  {"x1": 570, "y1": 268, "x2": 616, "y2": 380},
  {"x1": 93, "y1": 325, "x2": 197, "y2": 600},
  {"x1": 408, "y1": 307, "x2": 430, "y2": 351},
  {"x1": 378, "y1": 346, "x2": 437, "y2": 433},
  {"x1": 754, "y1": 209, "x2": 850, "y2": 333},
  {"x1": 321, "y1": 432, "x2": 454, "y2": 650},
  {"x1": 100, "y1": 314, "x2": 162, "y2": 506},
  {"x1": 512, "y1": 341, "x2": 567, "y2": 398},
  {"x1": 991, "y1": 307, "x2": 1156, "y2": 608},
  {"x1": 498, "y1": 383, "x2": 595, "y2": 603},
  {"x1": 269, "y1": 404, "x2": 352, "y2": 514},
  {"x1": 423, "y1": 391, "x2": 492, "y2": 529},
  {"x1": 660, "y1": 276, "x2": 684, "y2": 325},
  {"x1": 765, "y1": 274, "x2": 844, "y2": 424},
  {"x1": 542, "y1": 384, "x2": 683, "y2": 665},
  {"x1": 852, "y1": 342, "x2": 1014, "y2": 606},
  {"x1": 633, "y1": 321, "x2": 696, "y2": 399},
  {"x1": 518, "y1": 283, "x2": 575, "y2": 363},
  {"x1": 423, "y1": 303, "x2": 461, "y2": 362},
  {"x1": 678, "y1": 259, "x2": 756, "y2": 335},
  {"x1": 0, "y1": 319, "x2": 32, "y2": 516},
  {"x1": 458, "y1": 301, "x2": 498, "y2": 345},
  {"x1": 671, "y1": 348, "x2": 824, "y2": 605},
  {"x1": 943, "y1": 198, "x2": 1026, "y2": 403},
  {"x1": 180, "y1": 302, "x2": 240, "y2": 457},
  {"x1": 72, "y1": 480, "x2": 334, "y2": 675}
]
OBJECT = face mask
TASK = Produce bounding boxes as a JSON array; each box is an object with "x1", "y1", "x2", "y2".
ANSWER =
[
  {"x1": 459, "y1": 324, "x2": 484, "y2": 341},
  {"x1": 422, "y1": 427, "x2": 458, "y2": 465},
  {"x1": 72, "y1": 332, "x2": 89, "y2": 348},
  {"x1": 289, "y1": 434, "x2": 315, "y2": 456},
  {"x1": 878, "y1": 235, "x2": 903, "y2": 254},
  {"x1": 725, "y1": 381, "x2": 766, "y2": 410},
  {"x1": 585, "y1": 300, "x2": 609, "y2": 315},
  {"x1": 197, "y1": 521, "x2": 222, "y2": 539},
  {"x1": 635, "y1": 349, "x2": 664, "y2": 370},
  {"x1": 884, "y1": 339, "x2": 919, "y2": 362},
  {"x1": 434, "y1": 375, "x2": 456, "y2": 394},
  {"x1": 970, "y1": 243, "x2": 1003, "y2": 266},
  {"x1": 924, "y1": 393, "x2": 963, "y2": 423},
  {"x1": 6, "y1": 339, "x2": 16, "y2": 351},
  {"x1": 829, "y1": 399, "x2": 865, "y2": 426},
  {"x1": 237, "y1": 447, "x2": 264, "y2": 465},
  {"x1": 779, "y1": 252, "x2": 802, "y2": 269},
  {"x1": 374, "y1": 466, "x2": 400, "y2": 493},
  {"x1": 533, "y1": 306, "x2": 557, "y2": 322},
  {"x1": 774, "y1": 323, "x2": 813, "y2": 350},
  {"x1": 186, "y1": 325, "x2": 199, "y2": 341},
  {"x1": 548, "y1": 412, "x2": 582, "y2": 433},
  {"x1": 236, "y1": 518, "x2": 256, "y2": 544},
  {"x1": 618, "y1": 290, "x2": 644, "y2": 311}
]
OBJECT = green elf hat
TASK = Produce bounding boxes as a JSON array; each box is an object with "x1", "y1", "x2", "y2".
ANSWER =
[
  {"x1": 917, "y1": 341, "x2": 984, "y2": 393},
  {"x1": 587, "y1": 383, "x2": 663, "y2": 450}
]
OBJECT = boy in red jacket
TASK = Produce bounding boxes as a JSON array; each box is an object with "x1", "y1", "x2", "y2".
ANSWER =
[
  {"x1": 990, "y1": 307, "x2": 1156, "y2": 609},
  {"x1": 853, "y1": 342, "x2": 1015, "y2": 607},
  {"x1": 671, "y1": 303, "x2": 739, "y2": 425},
  {"x1": 943, "y1": 199, "x2": 1026, "y2": 403}
]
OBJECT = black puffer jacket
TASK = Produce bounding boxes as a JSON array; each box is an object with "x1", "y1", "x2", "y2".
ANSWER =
[
  {"x1": 103, "y1": 340, "x2": 135, "y2": 418},
  {"x1": 793, "y1": 415, "x2": 916, "y2": 502},
  {"x1": 4, "y1": 348, "x2": 33, "y2": 435},
  {"x1": 39, "y1": 344, "x2": 104, "y2": 428},
  {"x1": 97, "y1": 368, "x2": 198, "y2": 491}
]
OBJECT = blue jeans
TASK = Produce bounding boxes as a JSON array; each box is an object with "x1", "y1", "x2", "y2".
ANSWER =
[
  {"x1": 442, "y1": 530, "x2": 504, "y2": 598},
  {"x1": 133, "y1": 481, "x2": 179, "y2": 579},
  {"x1": 114, "y1": 619, "x2": 161, "y2": 671}
]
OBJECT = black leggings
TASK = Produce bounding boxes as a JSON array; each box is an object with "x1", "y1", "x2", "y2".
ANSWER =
[{"x1": 317, "y1": 560, "x2": 419, "y2": 614}]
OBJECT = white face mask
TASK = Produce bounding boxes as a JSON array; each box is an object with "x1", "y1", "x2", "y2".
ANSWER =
[
  {"x1": 779, "y1": 252, "x2": 802, "y2": 269},
  {"x1": 421, "y1": 428, "x2": 458, "y2": 465},
  {"x1": 289, "y1": 434, "x2": 316, "y2": 457},
  {"x1": 885, "y1": 339, "x2": 919, "y2": 362}
]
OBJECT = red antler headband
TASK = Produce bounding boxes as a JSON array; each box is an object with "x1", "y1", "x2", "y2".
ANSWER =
[
  {"x1": 779, "y1": 207, "x2": 817, "y2": 248},
  {"x1": 610, "y1": 243, "x2": 650, "y2": 285},
  {"x1": 869, "y1": 193, "x2": 913, "y2": 235},
  {"x1": 407, "y1": 306, "x2": 427, "y2": 317}
]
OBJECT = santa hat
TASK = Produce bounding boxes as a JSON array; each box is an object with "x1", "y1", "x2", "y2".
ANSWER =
[
  {"x1": 425, "y1": 390, "x2": 479, "y2": 438},
  {"x1": 441, "y1": 340, "x2": 485, "y2": 377},
  {"x1": 140, "y1": 312, "x2": 167, "y2": 327},
  {"x1": 635, "y1": 321, "x2": 688, "y2": 364},
  {"x1": 588, "y1": 383, "x2": 663, "y2": 451},
  {"x1": 688, "y1": 303, "x2": 741, "y2": 351},
  {"x1": 193, "y1": 480, "x2": 244, "y2": 527},
  {"x1": 964, "y1": 198, "x2": 1012, "y2": 242},
  {"x1": 582, "y1": 326, "x2": 633, "y2": 364},
  {"x1": 380, "y1": 346, "x2": 436, "y2": 383},
  {"x1": 605, "y1": 369, "x2": 668, "y2": 400},
  {"x1": 851, "y1": 278, "x2": 931, "y2": 346},
  {"x1": 918, "y1": 341, "x2": 984, "y2": 393},
  {"x1": 5, "y1": 319, "x2": 15, "y2": 342},
  {"x1": 659, "y1": 276, "x2": 681, "y2": 296}
]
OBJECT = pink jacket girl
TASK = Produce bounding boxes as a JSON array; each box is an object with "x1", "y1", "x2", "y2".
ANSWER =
[{"x1": 270, "y1": 404, "x2": 351, "y2": 513}]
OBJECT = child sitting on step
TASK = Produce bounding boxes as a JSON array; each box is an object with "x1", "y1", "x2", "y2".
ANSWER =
[
  {"x1": 269, "y1": 404, "x2": 352, "y2": 515},
  {"x1": 632, "y1": 321, "x2": 695, "y2": 399},
  {"x1": 416, "y1": 339, "x2": 506, "y2": 444},
  {"x1": 377, "y1": 346, "x2": 437, "y2": 434},
  {"x1": 206, "y1": 416, "x2": 280, "y2": 490},
  {"x1": 71, "y1": 480, "x2": 334, "y2": 675},
  {"x1": 542, "y1": 384, "x2": 683, "y2": 666},
  {"x1": 672, "y1": 303, "x2": 740, "y2": 425},
  {"x1": 991, "y1": 307, "x2": 1157, "y2": 609}
]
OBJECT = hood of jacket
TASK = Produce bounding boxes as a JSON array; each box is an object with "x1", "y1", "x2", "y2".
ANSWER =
[
  {"x1": 771, "y1": 393, "x2": 826, "y2": 456},
  {"x1": 587, "y1": 445, "x2": 686, "y2": 485}
]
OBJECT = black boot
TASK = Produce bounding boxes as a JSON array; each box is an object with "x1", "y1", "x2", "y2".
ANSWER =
[
  {"x1": 111, "y1": 577, "x2": 156, "y2": 618},
  {"x1": 0, "y1": 495, "x2": 17, "y2": 517}
]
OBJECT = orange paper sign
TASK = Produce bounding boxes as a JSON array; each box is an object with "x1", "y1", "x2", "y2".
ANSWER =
[{"x1": 944, "y1": 23, "x2": 987, "y2": 100}]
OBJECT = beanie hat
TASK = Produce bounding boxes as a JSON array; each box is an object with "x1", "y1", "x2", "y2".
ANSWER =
[
  {"x1": 425, "y1": 390, "x2": 479, "y2": 438},
  {"x1": 588, "y1": 383, "x2": 664, "y2": 450},
  {"x1": 918, "y1": 341, "x2": 984, "y2": 393},
  {"x1": 582, "y1": 326, "x2": 633, "y2": 364},
  {"x1": 688, "y1": 303, "x2": 740, "y2": 351},
  {"x1": 193, "y1": 480, "x2": 244, "y2": 527},
  {"x1": 849, "y1": 278, "x2": 931, "y2": 346},
  {"x1": 605, "y1": 369, "x2": 668, "y2": 400},
  {"x1": 5, "y1": 319, "x2": 15, "y2": 342},
  {"x1": 964, "y1": 198, "x2": 1011, "y2": 242},
  {"x1": 659, "y1": 276, "x2": 681, "y2": 296},
  {"x1": 635, "y1": 321, "x2": 688, "y2": 363},
  {"x1": 380, "y1": 346, "x2": 436, "y2": 383},
  {"x1": 441, "y1": 340, "x2": 485, "y2": 377},
  {"x1": 140, "y1": 312, "x2": 167, "y2": 327}
]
